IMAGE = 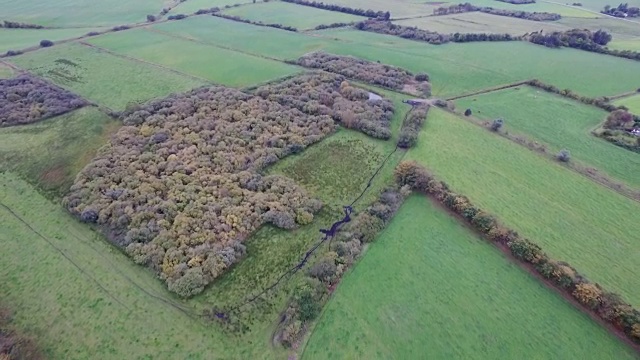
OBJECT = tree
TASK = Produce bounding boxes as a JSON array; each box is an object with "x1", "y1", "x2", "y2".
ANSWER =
[
  {"x1": 592, "y1": 30, "x2": 612, "y2": 45},
  {"x1": 464, "y1": 108, "x2": 472, "y2": 116},
  {"x1": 146, "y1": 14, "x2": 156, "y2": 22},
  {"x1": 490, "y1": 118, "x2": 503, "y2": 131},
  {"x1": 39, "y1": 39, "x2": 54, "y2": 47},
  {"x1": 557, "y1": 149, "x2": 571, "y2": 162}
]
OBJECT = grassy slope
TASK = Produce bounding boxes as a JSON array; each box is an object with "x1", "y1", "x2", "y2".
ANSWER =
[
  {"x1": 0, "y1": 107, "x2": 119, "y2": 197},
  {"x1": 0, "y1": 63, "x2": 13, "y2": 78},
  {"x1": 87, "y1": 28, "x2": 300, "y2": 87},
  {"x1": 456, "y1": 86, "x2": 640, "y2": 188},
  {"x1": 0, "y1": 28, "x2": 102, "y2": 53},
  {"x1": 9, "y1": 43, "x2": 205, "y2": 110},
  {"x1": 303, "y1": 195, "x2": 636, "y2": 359},
  {"x1": 0, "y1": 0, "x2": 163, "y2": 27},
  {"x1": 395, "y1": 12, "x2": 569, "y2": 35},
  {"x1": 222, "y1": 1, "x2": 365, "y2": 30},
  {"x1": 149, "y1": 16, "x2": 640, "y2": 97},
  {"x1": 615, "y1": 93, "x2": 640, "y2": 114},
  {"x1": 405, "y1": 108, "x2": 640, "y2": 306}
]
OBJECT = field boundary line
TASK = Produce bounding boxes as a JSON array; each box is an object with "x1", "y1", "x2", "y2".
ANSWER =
[
  {"x1": 442, "y1": 107, "x2": 640, "y2": 202},
  {"x1": 445, "y1": 80, "x2": 532, "y2": 101},
  {"x1": 77, "y1": 41, "x2": 215, "y2": 85},
  {"x1": 0, "y1": 200, "x2": 131, "y2": 311}
]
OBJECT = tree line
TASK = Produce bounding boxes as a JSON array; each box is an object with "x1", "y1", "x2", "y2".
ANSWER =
[
  {"x1": 602, "y1": 3, "x2": 640, "y2": 17},
  {"x1": 0, "y1": 75, "x2": 87, "y2": 127},
  {"x1": 0, "y1": 20, "x2": 44, "y2": 29},
  {"x1": 398, "y1": 105, "x2": 430, "y2": 148},
  {"x1": 294, "y1": 51, "x2": 432, "y2": 96},
  {"x1": 64, "y1": 74, "x2": 395, "y2": 297},
  {"x1": 496, "y1": 0, "x2": 535, "y2": 4},
  {"x1": 281, "y1": 0, "x2": 391, "y2": 19},
  {"x1": 395, "y1": 160, "x2": 640, "y2": 347},
  {"x1": 212, "y1": 13, "x2": 298, "y2": 31},
  {"x1": 433, "y1": 3, "x2": 561, "y2": 21}
]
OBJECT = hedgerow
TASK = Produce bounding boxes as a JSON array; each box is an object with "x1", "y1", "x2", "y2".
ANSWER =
[
  {"x1": 433, "y1": 2, "x2": 561, "y2": 21},
  {"x1": 0, "y1": 75, "x2": 87, "y2": 127}
]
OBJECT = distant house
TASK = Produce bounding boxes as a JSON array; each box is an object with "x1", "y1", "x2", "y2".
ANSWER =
[{"x1": 630, "y1": 128, "x2": 640, "y2": 136}]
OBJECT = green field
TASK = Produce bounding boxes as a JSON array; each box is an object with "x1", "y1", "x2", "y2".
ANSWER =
[
  {"x1": 0, "y1": 63, "x2": 13, "y2": 78},
  {"x1": 565, "y1": 0, "x2": 640, "y2": 13},
  {"x1": 309, "y1": 0, "x2": 437, "y2": 18},
  {"x1": 169, "y1": 0, "x2": 251, "y2": 14},
  {"x1": 396, "y1": 12, "x2": 569, "y2": 35},
  {"x1": 221, "y1": 1, "x2": 365, "y2": 30},
  {"x1": 557, "y1": 17, "x2": 640, "y2": 39},
  {"x1": 87, "y1": 28, "x2": 300, "y2": 87},
  {"x1": 456, "y1": 86, "x2": 640, "y2": 188},
  {"x1": 0, "y1": 107, "x2": 119, "y2": 197},
  {"x1": 0, "y1": 0, "x2": 163, "y2": 27},
  {"x1": 609, "y1": 38, "x2": 640, "y2": 51},
  {"x1": 150, "y1": 16, "x2": 640, "y2": 97},
  {"x1": 462, "y1": 0, "x2": 599, "y2": 17},
  {"x1": 0, "y1": 28, "x2": 102, "y2": 53},
  {"x1": 8, "y1": 43, "x2": 205, "y2": 110},
  {"x1": 405, "y1": 108, "x2": 640, "y2": 306},
  {"x1": 303, "y1": 195, "x2": 636, "y2": 359},
  {"x1": 615, "y1": 93, "x2": 640, "y2": 114}
]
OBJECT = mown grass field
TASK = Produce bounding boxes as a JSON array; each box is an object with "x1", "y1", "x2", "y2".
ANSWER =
[
  {"x1": 169, "y1": 0, "x2": 251, "y2": 14},
  {"x1": 0, "y1": 28, "x2": 101, "y2": 53},
  {"x1": 221, "y1": 1, "x2": 365, "y2": 30},
  {"x1": 149, "y1": 16, "x2": 640, "y2": 97},
  {"x1": 405, "y1": 108, "x2": 640, "y2": 306},
  {"x1": 615, "y1": 93, "x2": 640, "y2": 114},
  {"x1": 557, "y1": 17, "x2": 640, "y2": 39},
  {"x1": 87, "y1": 28, "x2": 300, "y2": 87},
  {"x1": 9, "y1": 43, "x2": 205, "y2": 110},
  {"x1": 0, "y1": 107, "x2": 119, "y2": 197},
  {"x1": 395, "y1": 12, "x2": 569, "y2": 35},
  {"x1": 0, "y1": 0, "x2": 163, "y2": 27},
  {"x1": 303, "y1": 195, "x2": 636, "y2": 359},
  {"x1": 456, "y1": 86, "x2": 640, "y2": 188},
  {"x1": 462, "y1": 0, "x2": 599, "y2": 17}
]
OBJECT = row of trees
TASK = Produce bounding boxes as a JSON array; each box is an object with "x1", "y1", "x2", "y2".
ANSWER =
[
  {"x1": 275, "y1": 185, "x2": 409, "y2": 347},
  {"x1": 281, "y1": 0, "x2": 391, "y2": 19},
  {"x1": 212, "y1": 13, "x2": 298, "y2": 31},
  {"x1": 525, "y1": 29, "x2": 640, "y2": 61},
  {"x1": 394, "y1": 160, "x2": 640, "y2": 346},
  {"x1": 433, "y1": 3, "x2": 561, "y2": 21},
  {"x1": 295, "y1": 52, "x2": 431, "y2": 95},
  {"x1": 355, "y1": 20, "x2": 517, "y2": 44},
  {"x1": 0, "y1": 20, "x2": 44, "y2": 29},
  {"x1": 255, "y1": 72, "x2": 395, "y2": 139},
  {"x1": 496, "y1": 0, "x2": 535, "y2": 4},
  {"x1": 0, "y1": 75, "x2": 87, "y2": 127},
  {"x1": 602, "y1": 3, "x2": 640, "y2": 17},
  {"x1": 398, "y1": 105, "x2": 430, "y2": 148}
]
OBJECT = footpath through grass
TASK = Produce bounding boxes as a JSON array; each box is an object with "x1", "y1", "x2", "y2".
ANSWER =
[
  {"x1": 456, "y1": 86, "x2": 640, "y2": 188},
  {"x1": 303, "y1": 195, "x2": 636, "y2": 359},
  {"x1": 405, "y1": 108, "x2": 640, "y2": 306}
]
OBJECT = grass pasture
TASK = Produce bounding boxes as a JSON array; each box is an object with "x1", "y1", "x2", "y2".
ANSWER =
[
  {"x1": 87, "y1": 28, "x2": 300, "y2": 87},
  {"x1": 169, "y1": 0, "x2": 251, "y2": 14},
  {"x1": 456, "y1": 86, "x2": 640, "y2": 188},
  {"x1": 0, "y1": 107, "x2": 119, "y2": 197},
  {"x1": 406, "y1": 108, "x2": 640, "y2": 306},
  {"x1": 557, "y1": 17, "x2": 640, "y2": 39},
  {"x1": 309, "y1": 0, "x2": 439, "y2": 18},
  {"x1": 0, "y1": 0, "x2": 163, "y2": 27},
  {"x1": 615, "y1": 93, "x2": 640, "y2": 114},
  {"x1": 460, "y1": 0, "x2": 599, "y2": 17},
  {"x1": 0, "y1": 63, "x2": 13, "y2": 78},
  {"x1": 9, "y1": 43, "x2": 205, "y2": 110},
  {"x1": 0, "y1": 28, "x2": 102, "y2": 53},
  {"x1": 303, "y1": 195, "x2": 636, "y2": 359},
  {"x1": 395, "y1": 12, "x2": 569, "y2": 35},
  {"x1": 609, "y1": 38, "x2": 640, "y2": 52},
  {"x1": 221, "y1": 1, "x2": 365, "y2": 30}
]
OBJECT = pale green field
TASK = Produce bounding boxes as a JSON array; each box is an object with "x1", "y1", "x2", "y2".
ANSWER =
[
  {"x1": 303, "y1": 195, "x2": 637, "y2": 359},
  {"x1": 87, "y1": 28, "x2": 301, "y2": 87},
  {"x1": 395, "y1": 12, "x2": 569, "y2": 35},
  {"x1": 0, "y1": 0, "x2": 163, "y2": 27},
  {"x1": 222, "y1": 1, "x2": 365, "y2": 29},
  {"x1": 456, "y1": 86, "x2": 640, "y2": 188},
  {"x1": 406, "y1": 108, "x2": 640, "y2": 306},
  {"x1": 9, "y1": 43, "x2": 206, "y2": 110},
  {"x1": 609, "y1": 38, "x2": 640, "y2": 51},
  {"x1": 615, "y1": 93, "x2": 640, "y2": 114},
  {"x1": 0, "y1": 28, "x2": 101, "y2": 53}
]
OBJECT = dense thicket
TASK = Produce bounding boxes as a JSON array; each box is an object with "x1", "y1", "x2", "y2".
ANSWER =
[
  {"x1": 314, "y1": 22, "x2": 352, "y2": 30},
  {"x1": 281, "y1": 0, "x2": 390, "y2": 19},
  {"x1": 433, "y1": 3, "x2": 561, "y2": 21},
  {"x1": 255, "y1": 72, "x2": 395, "y2": 139},
  {"x1": 355, "y1": 19, "x2": 517, "y2": 44},
  {"x1": 396, "y1": 160, "x2": 640, "y2": 346},
  {"x1": 212, "y1": 13, "x2": 298, "y2": 31},
  {"x1": 0, "y1": 75, "x2": 87, "y2": 127},
  {"x1": 398, "y1": 105, "x2": 430, "y2": 148},
  {"x1": 602, "y1": 3, "x2": 640, "y2": 17},
  {"x1": 525, "y1": 29, "x2": 640, "y2": 61},
  {"x1": 0, "y1": 20, "x2": 44, "y2": 29},
  {"x1": 295, "y1": 52, "x2": 431, "y2": 95}
]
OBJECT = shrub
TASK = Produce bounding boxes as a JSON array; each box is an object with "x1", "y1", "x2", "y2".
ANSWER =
[
  {"x1": 146, "y1": 14, "x2": 156, "y2": 22},
  {"x1": 557, "y1": 149, "x2": 571, "y2": 162},
  {"x1": 573, "y1": 282, "x2": 603, "y2": 310},
  {"x1": 39, "y1": 39, "x2": 54, "y2": 47},
  {"x1": 464, "y1": 108, "x2": 472, "y2": 116},
  {"x1": 167, "y1": 268, "x2": 206, "y2": 298},
  {"x1": 490, "y1": 118, "x2": 504, "y2": 131},
  {"x1": 415, "y1": 73, "x2": 430, "y2": 82},
  {"x1": 5, "y1": 50, "x2": 22, "y2": 56}
]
